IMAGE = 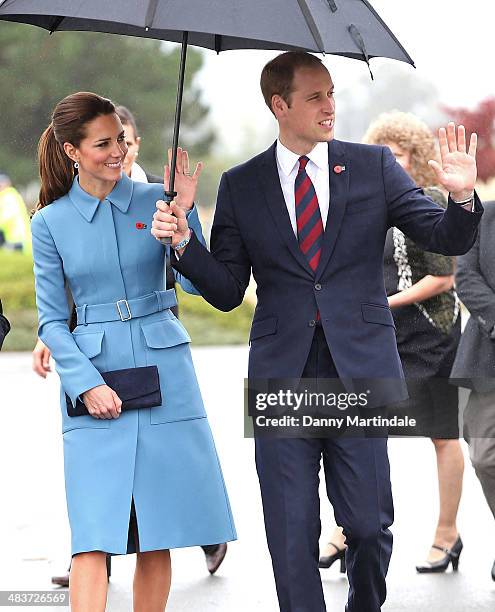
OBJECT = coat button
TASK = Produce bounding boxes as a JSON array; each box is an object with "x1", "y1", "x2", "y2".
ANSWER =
[
  {"x1": 314, "y1": 283, "x2": 322, "y2": 291},
  {"x1": 309, "y1": 320, "x2": 316, "y2": 327}
]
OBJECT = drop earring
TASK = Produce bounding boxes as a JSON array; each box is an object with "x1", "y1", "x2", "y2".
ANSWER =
[{"x1": 74, "y1": 162, "x2": 79, "y2": 169}]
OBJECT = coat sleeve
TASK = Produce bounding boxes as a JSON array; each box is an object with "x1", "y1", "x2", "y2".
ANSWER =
[
  {"x1": 171, "y1": 204, "x2": 206, "y2": 296},
  {"x1": 31, "y1": 211, "x2": 105, "y2": 404},
  {"x1": 172, "y1": 172, "x2": 251, "y2": 311},
  {"x1": 455, "y1": 227, "x2": 495, "y2": 337},
  {"x1": 383, "y1": 146, "x2": 483, "y2": 256}
]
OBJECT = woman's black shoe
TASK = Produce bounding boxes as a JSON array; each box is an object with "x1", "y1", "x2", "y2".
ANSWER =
[
  {"x1": 318, "y1": 543, "x2": 346, "y2": 573},
  {"x1": 415, "y1": 536, "x2": 463, "y2": 573},
  {"x1": 491, "y1": 559, "x2": 495, "y2": 581}
]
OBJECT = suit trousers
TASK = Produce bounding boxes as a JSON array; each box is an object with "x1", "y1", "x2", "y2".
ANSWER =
[
  {"x1": 255, "y1": 327, "x2": 394, "y2": 612},
  {"x1": 463, "y1": 390, "x2": 495, "y2": 519}
]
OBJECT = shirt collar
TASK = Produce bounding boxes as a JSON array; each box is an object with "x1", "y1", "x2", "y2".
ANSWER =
[
  {"x1": 276, "y1": 139, "x2": 329, "y2": 176},
  {"x1": 68, "y1": 172, "x2": 133, "y2": 222}
]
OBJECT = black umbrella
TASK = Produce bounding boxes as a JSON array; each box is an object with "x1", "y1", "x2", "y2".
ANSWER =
[{"x1": 0, "y1": 0, "x2": 414, "y2": 243}]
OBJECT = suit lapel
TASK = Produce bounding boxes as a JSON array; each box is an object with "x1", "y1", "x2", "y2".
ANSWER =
[
  {"x1": 315, "y1": 139, "x2": 349, "y2": 280},
  {"x1": 257, "y1": 143, "x2": 313, "y2": 276}
]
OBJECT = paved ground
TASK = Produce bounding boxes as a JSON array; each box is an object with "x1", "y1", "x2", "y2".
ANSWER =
[{"x1": 1, "y1": 348, "x2": 494, "y2": 611}]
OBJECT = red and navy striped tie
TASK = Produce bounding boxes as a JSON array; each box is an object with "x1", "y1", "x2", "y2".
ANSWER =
[{"x1": 295, "y1": 156, "x2": 323, "y2": 272}]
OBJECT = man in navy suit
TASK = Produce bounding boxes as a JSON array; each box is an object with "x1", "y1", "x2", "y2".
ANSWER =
[{"x1": 152, "y1": 52, "x2": 481, "y2": 611}]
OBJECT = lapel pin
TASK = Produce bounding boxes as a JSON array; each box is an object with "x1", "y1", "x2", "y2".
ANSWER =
[
  {"x1": 333, "y1": 165, "x2": 346, "y2": 174},
  {"x1": 135, "y1": 222, "x2": 147, "y2": 230}
]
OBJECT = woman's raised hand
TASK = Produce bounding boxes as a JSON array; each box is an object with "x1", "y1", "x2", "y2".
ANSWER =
[
  {"x1": 83, "y1": 385, "x2": 122, "y2": 419},
  {"x1": 164, "y1": 147, "x2": 203, "y2": 212}
]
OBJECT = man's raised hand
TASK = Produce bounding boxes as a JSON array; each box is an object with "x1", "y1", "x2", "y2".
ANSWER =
[{"x1": 428, "y1": 123, "x2": 477, "y2": 202}]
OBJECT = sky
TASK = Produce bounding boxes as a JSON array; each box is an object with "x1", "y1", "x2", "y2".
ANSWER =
[{"x1": 194, "y1": 0, "x2": 495, "y2": 156}]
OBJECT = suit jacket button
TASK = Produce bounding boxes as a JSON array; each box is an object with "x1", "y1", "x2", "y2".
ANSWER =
[
  {"x1": 309, "y1": 320, "x2": 316, "y2": 327},
  {"x1": 314, "y1": 283, "x2": 322, "y2": 291}
]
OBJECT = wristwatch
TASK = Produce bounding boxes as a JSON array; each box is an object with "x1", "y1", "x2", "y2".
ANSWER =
[{"x1": 172, "y1": 230, "x2": 192, "y2": 251}]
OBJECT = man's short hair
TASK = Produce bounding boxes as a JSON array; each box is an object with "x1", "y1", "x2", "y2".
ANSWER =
[{"x1": 260, "y1": 52, "x2": 324, "y2": 114}]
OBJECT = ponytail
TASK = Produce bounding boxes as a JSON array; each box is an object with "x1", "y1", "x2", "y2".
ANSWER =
[
  {"x1": 36, "y1": 123, "x2": 75, "y2": 211},
  {"x1": 35, "y1": 92, "x2": 116, "y2": 212}
]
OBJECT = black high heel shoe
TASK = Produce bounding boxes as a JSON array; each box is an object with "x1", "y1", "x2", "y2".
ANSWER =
[
  {"x1": 318, "y1": 543, "x2": 346, "y2": 573},
  {"x1": 415, "y1": 536, "x2": 463, "y2": 573}
]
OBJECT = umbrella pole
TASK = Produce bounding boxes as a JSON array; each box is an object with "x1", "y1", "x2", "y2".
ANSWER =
[{"x1": 161, "y1": 31, "x2": 189, "y2": 245}]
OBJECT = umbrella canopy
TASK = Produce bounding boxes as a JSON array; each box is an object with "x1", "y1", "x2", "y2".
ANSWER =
[
  {"x1": 0, "y1": 0, "x2": 415, "y2": 246},
  {"x1": 0, "y1": 0, "x2": 414, "y2": 65}
]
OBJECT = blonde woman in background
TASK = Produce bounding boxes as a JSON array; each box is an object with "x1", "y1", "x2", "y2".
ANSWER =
[{"x1": 320, "y1": 111, "x2": 465, "y2": 574}]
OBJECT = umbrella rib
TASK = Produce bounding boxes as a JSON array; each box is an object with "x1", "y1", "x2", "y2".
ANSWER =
[
  {"x1": 296, "y1": 0, "x2": 325, "y2": 53},
  {"x1": 358, "y1": 0, "x2": 416, "y2": 67},
  {"x1": 326, "y1": 0, "x2": 338, "y2": 12},
  {"x1": 348, "y1": 24, "x2": 373, "y2": 80},
  {"x1": 49, "y1": 16, "x2": 65, "y2": 34},
  {"x1": 215, "y1": 34, "x2": 222, "y2": 54},
  {"x1": 145, "y1": 0, "x2": 160, "y2": 30}
]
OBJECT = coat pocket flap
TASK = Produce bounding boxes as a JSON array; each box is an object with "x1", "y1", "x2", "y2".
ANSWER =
[
  {"x1": 250, "y1": 316, "x2": 278, "y2": 341},
  {"x1": 73, "y1": 331, "x2": 104, "y2": 358},
  {"x1": 141, "y1": 318, "x2": 191, "y2": 349},
  {"x1": 361, "y1": 304, "x2": 395, "y2": 328}
]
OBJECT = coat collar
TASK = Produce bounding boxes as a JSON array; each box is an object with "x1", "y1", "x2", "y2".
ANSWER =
[{"x1": 68, "y1": 172, "x2": 133, "y2": 222}]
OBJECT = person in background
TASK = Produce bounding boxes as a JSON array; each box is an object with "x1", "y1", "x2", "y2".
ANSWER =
[
  {"x1": 0, "y1": 172, "x2": 32, "y2": 254},
  {"x1": 115, "y1": 106, "x2": 158, "y2": 184},
  {"x1": 34, "y1": 104, "x2": 227, "y2": 586},
  {"x1": 0, "y1": 298, "x2": 11, "y2": 350},
  {"x1": 320, "y1": 111, "x2": 465, "y2": 574},
  {"x1": 112, "y1": 103, "x2": 231, "y2": 574},
  {"x1": 451, "y1": 200, "x2": 495, "y2": 582}
]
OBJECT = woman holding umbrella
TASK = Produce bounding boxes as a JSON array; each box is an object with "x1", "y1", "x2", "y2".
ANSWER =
[{"x1": 31, "y1": 91, "x2": 236, "y2": 611}]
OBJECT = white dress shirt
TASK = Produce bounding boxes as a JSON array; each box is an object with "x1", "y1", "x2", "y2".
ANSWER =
[{"x1": 276, "y1": 140, "x2": 330, "y2": 236}]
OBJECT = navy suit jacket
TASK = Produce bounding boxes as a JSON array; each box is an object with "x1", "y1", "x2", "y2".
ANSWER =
[{"x1": 174, "y1": 140, "x2": 482, "y2": 403}]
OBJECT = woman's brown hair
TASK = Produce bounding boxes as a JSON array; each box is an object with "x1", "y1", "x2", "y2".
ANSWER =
[{"x1": 36, "y1": 92, "x2": 115, "y2": 211}]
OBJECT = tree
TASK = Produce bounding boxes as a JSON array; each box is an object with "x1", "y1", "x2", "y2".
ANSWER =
[
  {"x1": 0, "y1": 24, "x2": 214, "y2": 185},
  {"x1": 443, "y1": 98, "x2": 495, "y2": 183}
]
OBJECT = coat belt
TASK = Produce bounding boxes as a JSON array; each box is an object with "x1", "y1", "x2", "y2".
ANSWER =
[{"x1": 76, "y1": 290, "x2": 177, "y2": 325}]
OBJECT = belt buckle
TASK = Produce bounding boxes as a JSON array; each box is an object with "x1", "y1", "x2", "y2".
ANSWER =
[{"x1": 116, "y1": 299, "x2": 132, "y2": 322}]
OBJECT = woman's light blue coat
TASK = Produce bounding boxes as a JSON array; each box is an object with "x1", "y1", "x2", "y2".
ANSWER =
[{"x1": 31, "y1": 174, "x2": 236, "y2": 555}]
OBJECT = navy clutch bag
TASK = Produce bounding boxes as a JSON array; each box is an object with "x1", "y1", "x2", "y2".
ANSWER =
[{"x1": 66, "y1": 365, "x2": 162, "y2": 417}]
